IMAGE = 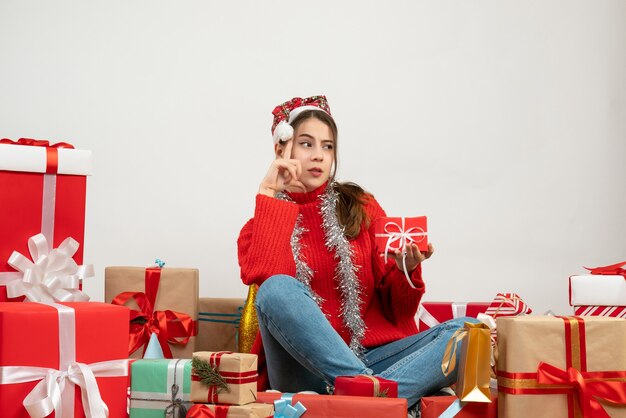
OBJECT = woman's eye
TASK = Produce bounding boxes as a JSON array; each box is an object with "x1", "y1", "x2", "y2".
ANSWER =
[
  {"x1": 323, "y1": 144, "x2": 334, "y2": 150},
  {"x1": 299, "y1": 141, "x2": 311, "y2": 147}
]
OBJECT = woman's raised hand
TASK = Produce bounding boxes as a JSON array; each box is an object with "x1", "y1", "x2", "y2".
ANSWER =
[
  {"x1": 393, "y1": 243, "x2": 434, "y2": 274},
  {"x1": 258, "y1": 139, "x2": 307, "y2": 197}
]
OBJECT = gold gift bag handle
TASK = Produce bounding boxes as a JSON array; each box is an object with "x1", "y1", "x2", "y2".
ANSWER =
[{"x1": 238, "y1": 284, "x2": 259, "y2": 353}]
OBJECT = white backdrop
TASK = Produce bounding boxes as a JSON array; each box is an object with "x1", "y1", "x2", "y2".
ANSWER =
[{"x1": 1, "y1": 1, "x2": 625, "y2": 315}]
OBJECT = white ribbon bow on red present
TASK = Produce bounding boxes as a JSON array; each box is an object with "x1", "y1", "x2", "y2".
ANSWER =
[
  {"x1": 5, "y1": 233, "x2": 92, "y2": 302},
  {"x1": 0, "y1": 303, "x2": 129, "y2": 418},
  {"x1": 375, "y1": 218, "x2": 427, "y2": 263}
]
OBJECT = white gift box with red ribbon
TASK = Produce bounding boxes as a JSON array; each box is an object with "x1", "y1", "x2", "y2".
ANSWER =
[{"x1": 569, "y1": 275, "x2": 626, "y2": 306}]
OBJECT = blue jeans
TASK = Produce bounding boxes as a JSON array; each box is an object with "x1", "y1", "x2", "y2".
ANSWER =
[{"x1": 255, "y1": 274, "x2": 480, "y2": 407}]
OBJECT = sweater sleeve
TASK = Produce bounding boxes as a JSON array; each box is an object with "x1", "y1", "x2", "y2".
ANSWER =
[
  {"x1": 366, "y1": 196, "x2": 426, "y2": 325},
  {"x1": 237, "y1": 194, "x2": 300, "y2": 286}
]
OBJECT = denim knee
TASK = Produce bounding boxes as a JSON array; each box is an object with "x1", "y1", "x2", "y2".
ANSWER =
[
  {"x1": 255, "y1": 274, "x2": 302, "y2": 312},
  {"x1": 446, "y1": 316, "x2": 481, "y2": 329}
]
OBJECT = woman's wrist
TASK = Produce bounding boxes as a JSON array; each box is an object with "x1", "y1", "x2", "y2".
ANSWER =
[{"x1": 258, "y1": 185, "x2": 277, "y2": 198}]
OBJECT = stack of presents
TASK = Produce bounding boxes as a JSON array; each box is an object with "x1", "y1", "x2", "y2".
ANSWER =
[{"x1": 0, "y1": 138, "x2": 624, "y2": 417}]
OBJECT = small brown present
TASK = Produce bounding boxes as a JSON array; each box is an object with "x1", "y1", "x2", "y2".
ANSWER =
[
  {"x1": 191, "y1": 351, "x2": 258, "y2": 405},
  {"x1": 196, "y1": 298, "x2": 244, "y2": 352}
]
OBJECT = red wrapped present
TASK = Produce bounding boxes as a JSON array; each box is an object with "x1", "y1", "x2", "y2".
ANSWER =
[
  {"x1": 0, "y1": 138, "x2": 92, "y2": 302},
  {"x1": 420, "y1": 389, "x2": 497, "y2": 418},
  {"x1": 334, "y1": 375, "x2": 398, "y2": 398},
  {"x1": 374, "y1": 216, "x2": 428, "y2": 255},
  {"x1": 415, "y1": 302, "x2": 491, "y2": 332},
  {"x1": 574, "y1": 305, "x2": 626, "y2": 318},
  {"x1": 0, "y1": 302, "x2": 130, "y2": 417},
  {"x1": 256, "y1": 391, "x2": 407, "y2": 418}
]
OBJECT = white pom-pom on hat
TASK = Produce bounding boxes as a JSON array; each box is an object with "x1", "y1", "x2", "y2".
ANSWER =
[{"x1": 272, "y1": 121, "x2": 294, "y2": 144}]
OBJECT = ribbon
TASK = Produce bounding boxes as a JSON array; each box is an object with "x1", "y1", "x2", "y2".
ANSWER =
[
  {"x1": 0, "y1": 138, "x2": 74, "y2": 174},
  {"x1": 438, "y1": 399, "x2": 464, "y2": 418},
  {"x1": 0, "y1": 303, "x2": 128, "y2": 418},
  {"x1": 274, "y1": 398, "x2": 307, "y2": 418},
  {"x1": 375, "y1": 218, "x2": 427, "y2": 263},
  {"x1": 111, "y1": 267, "x2": 196, "y2": 358},
  {"x1": 354, "y1": 374, "x2": 388, "y2": 397},
  {"x1": 5, "y1": 233, "x2": 92, "y2": 302},
  {"x1": 584, "y1": 261, "x2": 626, "y2": 279},
  {"x1": 441, "y1": 328, "x2": 468, "y2": 376},
  {"x1": 186, "y1": 404, "x2": 230, "y2": 418},
  {"x1": 497, "y1": 316, "x2": 626, "y2": 418},
  {"x1": 191, "y1": 352, "x2": 258, "y2": 403},
  {"x1": 129, "y1": 359, "x2": 191, "y2": 418}
]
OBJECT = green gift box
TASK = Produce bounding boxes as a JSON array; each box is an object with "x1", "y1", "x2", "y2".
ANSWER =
[{"x1": 130, "y1": 359, "x2": 192, "y2": 418}]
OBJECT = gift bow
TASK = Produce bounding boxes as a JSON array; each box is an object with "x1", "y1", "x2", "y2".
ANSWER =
[
  {"x1": 186, "y1": 404, "x2": 231, "y2": 418},
  {"x1": 536, "y1": 362, "x2": 626, "y2": 418},
  {"x1": 0, "y1": 360, "x2": 127, "y2": 418},
  {"x1": 584, "y1": 261, "x2": 626, "y2": 279},
  {"x1": 112, "y1": 289, "x2": 195, "y2": 358},
  {"x1": 5, "y1": 233, "x2": 92, "y2": 302},
  {"x1": 163, "y1": 383, "x2": 187, "y2": 418},
  {"x1": 376, "y1": 218, "x2": 427, "y2": 263},
  {"x1": 274, "y1": 398, "x2": 307, "y2": 418}
]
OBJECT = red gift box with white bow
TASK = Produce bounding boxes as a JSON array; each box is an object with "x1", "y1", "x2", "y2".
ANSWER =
[
  {"x1": 0, "y1": 139, "x2": 92, "y2": 302},
  {"x1": 415, "y1": 302, "x2": 491, "y2": 332},
  {"x1": 374, "y1": 216, "x2": 428, "y2": 256},
  {"x1": 0, "y1": 302, "x2": 129, "y2": 417}
]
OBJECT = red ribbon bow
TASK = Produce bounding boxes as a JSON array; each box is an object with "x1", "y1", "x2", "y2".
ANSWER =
[
  {"x1": 112, "y1": 267, "x2": 196, "y2": 358},
  {"x1": 537, "y1": 362, "x2": 626, "y2": 418},
  {"x1": 0, "y1": 137, "x2": 74, "y2": 149},
  {"x1": 584, "y1": 261, "x2": 626, "y2": 279},
  {"x1": 186, "y1": 405, "x2": 230, "y2": 418}
]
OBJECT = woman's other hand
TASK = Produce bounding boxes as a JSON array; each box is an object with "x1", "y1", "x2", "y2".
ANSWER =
[
  {"x1": 258, "y1": 139, "x2": 307, "y2": 197},
  {"x1": 393, "y1": 243, "x2": 434, "y2": 273}
]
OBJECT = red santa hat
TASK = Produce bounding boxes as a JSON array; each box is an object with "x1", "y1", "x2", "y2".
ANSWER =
[{"x1": 271, "y1": 95, "x2": 332, "y2": 143}]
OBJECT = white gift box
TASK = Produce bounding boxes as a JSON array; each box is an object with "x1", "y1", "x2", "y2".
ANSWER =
[{"x1": 569, "y1": 275, "x2": 626, "y2": 306}]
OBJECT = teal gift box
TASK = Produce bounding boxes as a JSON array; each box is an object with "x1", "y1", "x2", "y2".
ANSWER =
[{"x1": 130, "y1": 359, "x2": 192, "y2": 418}]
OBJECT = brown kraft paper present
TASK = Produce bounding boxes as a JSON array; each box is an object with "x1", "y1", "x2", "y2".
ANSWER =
[
  {"x1": 496, "y1": 316, "x2": 626, "y2": 417},
  {"x1": 105, "y1": 266, "x2": 199, "y2": 359},
  {"x1": 196, "y1": 298, "x2": 244, "y2": 352},
  {"x1": 191, "y1": 351, "x2": 258, "y2": 405}
]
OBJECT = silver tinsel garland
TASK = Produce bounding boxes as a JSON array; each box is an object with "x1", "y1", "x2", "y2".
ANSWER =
[{"x1": 277, "y1": 183, "x2": 366, "y2": 356}]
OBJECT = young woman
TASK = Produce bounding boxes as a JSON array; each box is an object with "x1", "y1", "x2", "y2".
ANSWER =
[{"x1": 237, "y1": 95, "x2": 475, "y2": 408}]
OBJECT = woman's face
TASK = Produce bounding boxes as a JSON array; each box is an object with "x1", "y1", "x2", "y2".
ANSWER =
[{"x1": 280, "y1": 117, "x2": 335, "y2": 192}]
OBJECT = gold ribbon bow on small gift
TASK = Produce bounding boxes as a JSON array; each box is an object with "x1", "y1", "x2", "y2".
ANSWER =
[{"x1": 441, "y1": 322, "x2": 492, "y2": 403}]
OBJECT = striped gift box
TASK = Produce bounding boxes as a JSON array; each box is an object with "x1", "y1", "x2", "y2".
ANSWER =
[
  {"x1": 574, "y1": 305, "x2": 626, "y2": 318},
  {"x1": 484, "y1": 293, "x2": 531, "y2": 317}
]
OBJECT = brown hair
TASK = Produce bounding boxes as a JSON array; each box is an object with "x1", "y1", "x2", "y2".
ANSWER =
[{"x1": 289, "y1": 110, "x2": 370, "y2": 238}]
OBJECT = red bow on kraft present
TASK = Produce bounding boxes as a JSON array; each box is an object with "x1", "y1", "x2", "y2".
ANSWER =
[
  {"x1": 498, "y1": 316, "x2": 626, "y2": 418},
  {"x1": 584, "y1": 261, "x2": 626, "y2": 279},
  {"x1": 1, "y1": 137, "x2": 74, "y2": 174},
  {"x1": 112, "y1": 267, "x2": 196, "y2": 358}
]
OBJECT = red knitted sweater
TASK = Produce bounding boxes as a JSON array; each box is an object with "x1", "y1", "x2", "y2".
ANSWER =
[{"x1": 237, "y1": 182, "x2": 425, "y2": 388}]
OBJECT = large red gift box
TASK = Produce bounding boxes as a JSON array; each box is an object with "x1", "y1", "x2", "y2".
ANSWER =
[
  {"x1": 415, "y1": 302, "x2": 490, "y2": 332},
  {"x1": 256, "y1": 391, "x2": 407, "y2": 418},
  {"x1": 420, "y1": 389, "x2": 497, "y2": 418},
  {"x1": 334, "y1": 375, "x2": 398, "y2": 398},
  {"x1": 374, "y1": 216, "x2": 428, "y2": 254},
  {"x1": 0, "y1": 302, "x2": 129, "y2": 417},
  {"x1": 0, "y1": 139, "x2": 92, "y2": 302}
]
